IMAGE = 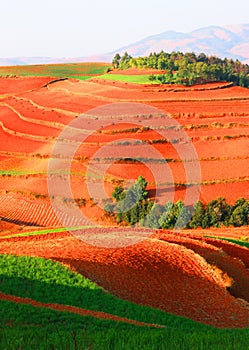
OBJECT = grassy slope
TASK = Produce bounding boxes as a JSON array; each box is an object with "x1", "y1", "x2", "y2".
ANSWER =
[
  {"x1": 0, "y1": 254, "x2": 249, "y2": 350},
  {"x1": 1, "y1": 302, "x2": 248, "y2": 350},
  {"x1": 0, "y1": 62, "x2": 248, "y2": 348},
  {"x1": 0, "y1": 254, "x2": 200, "y2": 327}
]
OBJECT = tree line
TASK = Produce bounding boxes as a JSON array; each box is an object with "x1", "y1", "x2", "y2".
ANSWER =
[
  {"x1": 112, "y1": 51, "x2": 249, "y2": 87},
  {"x1": 105, "y1": 177, "x2": 249, "y2": 229}
]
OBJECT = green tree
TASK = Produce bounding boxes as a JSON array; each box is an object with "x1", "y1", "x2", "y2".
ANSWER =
[
  {"x1": 112, "y1": 53, "x2": 121, "y2": 69},
  {"x1": 112, "y1": 186, "x2": 125, "y2": 202},
  {"x1": 175, "y1": 204, "x2": 192, "y2": 229},
  {"x1": 229, "y1": 199, "x2": 249, "y2": 227},
  {"x1": 202, "y1": 197, "x2": 231, "y2": 228},
  {"x1": 119, "y1": 52, "x2": 132, "y2": 70},
  {"x1": 189, "y1": 201, "x2": 205, "y2": 228},
  {"x1": 141, "y1": 203, "x2": 163, "y2": 229},
  {"x1": 158, "y1": 201, "x2": 175, "y2": 229}
]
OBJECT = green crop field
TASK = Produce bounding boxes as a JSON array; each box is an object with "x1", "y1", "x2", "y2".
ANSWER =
[
  {"x1": 214, "y1": 237, "x2": 249, "y2": 249},
  {"x1": 95, "y1": 73, "x2": 161, "y2": 84},
  {"x1": 0, "y1": 62, "x2": 110, "y2": 79},
  {"x1": 0, "y1": 226, "x2": 92, "y2": 239},
  {"x1": 0, "y1": 254, "x2": 248, "y2": 349}
]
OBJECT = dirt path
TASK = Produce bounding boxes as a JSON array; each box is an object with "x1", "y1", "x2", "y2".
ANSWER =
[{"x1": 0, "y1": 292, "x2": 163, "y2": 328}]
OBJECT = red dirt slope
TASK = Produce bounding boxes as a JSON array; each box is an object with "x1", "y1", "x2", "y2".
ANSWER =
[{"x1": 0, "y1": 228, "x2": 248, "y2": 328}]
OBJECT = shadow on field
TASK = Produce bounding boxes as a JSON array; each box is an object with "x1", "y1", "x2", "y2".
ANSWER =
[{"x1": 0, "y1": 216, "x2": 41, "y2": 227}]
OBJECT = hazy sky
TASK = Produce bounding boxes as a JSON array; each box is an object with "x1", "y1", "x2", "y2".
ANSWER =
[{"x1": 1, "y1": 0, "x2": 249, "y2": 57}]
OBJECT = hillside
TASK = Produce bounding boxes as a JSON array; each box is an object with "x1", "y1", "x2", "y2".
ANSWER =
[{"x1": 0, "y1": 63, "x2": 248, "y2": 348}]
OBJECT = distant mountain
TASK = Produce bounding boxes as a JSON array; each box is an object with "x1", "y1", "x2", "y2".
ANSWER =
[
  {"x1": 1, "y1": 24, "x2": 249, "y2": 66},
  {"x1": 112, "y1": 24, "x2": 249, "y2": 64},
  {"x1": 0, "y1": 55, "x2": 111, "y2": 67}
]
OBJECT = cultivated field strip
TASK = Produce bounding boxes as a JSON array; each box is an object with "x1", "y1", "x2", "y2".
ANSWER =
[
  {"x1": 0, "y1": 76, "x2": 55, "y2": 95},
  {"x1": 0, "y1": 195, "x2": 87, "y2": 227}
]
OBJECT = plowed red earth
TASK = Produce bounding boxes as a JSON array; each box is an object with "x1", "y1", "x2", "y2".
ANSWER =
[
  {"x1": 0, "y1": 105, "x2": 60, "y2": 138},
  {"x1": 0, "y1": 126, "x2": 51, "y2": 152},
  {"x1": 151, "y1": 100, "x2": 249, "y2": 115},
  {"x1": 0, "y1": 229, "x2": 248, "y2": 328},
  {"x1": 0, "y1": 76, "x2": 248, "y2": 225},
  {"x1": 48, "y1": 79, "x2": 249, "y2": 101},
  {"x1": 104, "y1": 158, "x2": 248, "y2": 183},
  {"x1": 0, "y1": 76, "x2": 248, "y2": 330},
  {"x1": 20, "y1": 89, "x2": 107, "y2": 114},
  {"x1": 0, "y1": 193, "x2": 88, "y2": 228},
  {"x1": 0, "y1": 77, "x2": 54, "y2": 94},
  {"x1": 0, "y1": 292, "x2": 160, "y2": 328},
  {"x1": 5, "y1": 97, "x2": 73, "y2": 126}
]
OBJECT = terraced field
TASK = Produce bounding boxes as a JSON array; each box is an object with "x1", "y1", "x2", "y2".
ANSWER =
[
  {"x1": 1, "y1": 75, "x2": 248, "y2": 218},
  {"x1": 0, "y1": 66, "x2": 248, "y2": 348}
]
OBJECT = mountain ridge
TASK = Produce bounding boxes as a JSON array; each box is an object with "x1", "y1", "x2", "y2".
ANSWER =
[
  {"x1": 1, "y1": 24, "x2": 249, "y2": 66},
  {"x1": 113, "y1": 24, "x2": 249, "y2": 63}
]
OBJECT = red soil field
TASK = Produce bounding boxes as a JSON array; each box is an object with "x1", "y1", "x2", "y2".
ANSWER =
[
  {"x1": 0, "y1": 124, "x2": 51, "y2": 153},
  {"x1": 146, "y1": 181, "x2": 248, "y2": 204},
  {"x1": 185, "y1": 127, "x2": 249, "y2": 139},
  {"x1": 0, "y1": 76, "x2": 54, "y2": 94},
  {"x1": 175, "y1": 115, "x2": 249, "y2": 126},
  {"x1": 0, "y1": 192, "x2": 89, "y2": 228},
  {"x1": 145, "y1": 138, "x2": 249, "y2": 160},
  {"x1": 193, "y1": 236, "x2": 249, "y2": 268},
  {"x1": 1, "y1": 76, "x2": 248, "y2": 331},
  {"x1": 0, "y1": 193, "x2": 60, "y2": 227},
  {"x1": 21, "y1": 89, "x2": 107, "y2": 114},
  {"x1": 198, "y1": 181, "x2": 249, "y2": 204},
  {"x1": 75, "y1": 138, "x2": 248, "y2": 162},
  {"x1": 92, "y1": 79, "x2": 233, "y2": 92},
  {"x1": 150, "y1": 100, "x2": 249, "y2": 116},
  {"x1": 156, "y1": 232, "x2": 249, "y2": 302},
  {"x1": 103, "y1": 158, "x2": 248, "y2": 184},
  {"x1": 0, "y1": 229, "x2": 248, "y2": 328},
  {"x1": 184, "y1": 227, "x2": 249, "y2": 240},
  {"x1": 0, "y1": 105, "x2": 60, "y2": 138},
  {"x1": 0, "y1": 76, "x2": 249, "y2": 334},
  {"x1": 0, "y1": 221, "x2": 20, "y2": 233},
  {"x1": 63, "y1": 80, "x2": 249, "y2": 102},
  {"x1": 0, "y1": 177, "x2": 50, "y2": 196},
  {"x1": 5, "y1": 97, "x2": 73, "y2": 126}
]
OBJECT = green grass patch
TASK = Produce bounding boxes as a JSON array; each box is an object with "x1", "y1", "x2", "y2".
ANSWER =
[
  {"x1": 0, "y1": 226, "x2": 92, "y2": 239},
  {"x1": 0, "y1": 62, "x2": 110, "y2": 78},
  {"x1": 0, "y1": 254, "x2": 200, "y2": 328},
  {"x1": 67, "y1": 75, "x2": 94, "y2": 81},
  {"x1": 0, "y1": 169, "x2": 46, "y2": 176},
  {"x1": 206, "y1": 236, "x2": 249, "y2": 249},
  {"x1": 95, "y1": 73, "x2": 161, "y2": 84},
  {"x1": 0, "y1": 254, "x2": 248, "y2": 349},
  {"x1": 0, "y1": 301, "x2": 248, "y2": 350}
]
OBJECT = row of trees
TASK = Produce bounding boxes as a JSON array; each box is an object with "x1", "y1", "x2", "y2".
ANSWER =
[
  {"x1": 105, "y1": 177, "x2": 249, "y2": 229},
  {"x1": 112, "y1": 51, "x2": 249, "y2": 87}
]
